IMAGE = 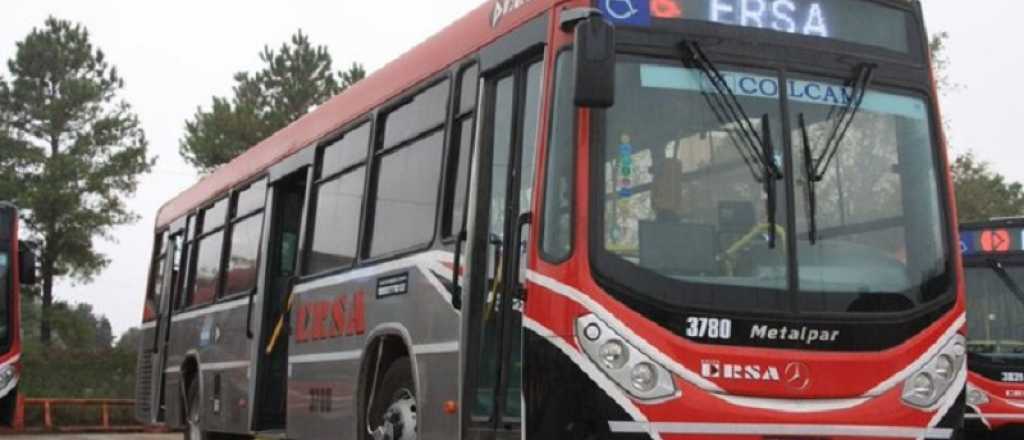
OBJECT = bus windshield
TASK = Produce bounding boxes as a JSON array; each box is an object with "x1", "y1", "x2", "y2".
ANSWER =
[
  {"x1": 966, "y1": 264, "x2": 1024, "y2": 361},
  {"x1": 593, "y1": 56, "x2": 950, "y2": 316}
]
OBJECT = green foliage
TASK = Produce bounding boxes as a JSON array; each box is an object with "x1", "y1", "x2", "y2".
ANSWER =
[
  {"x1": 0, "y1": 16, "x2": 152, "y2": 344},
  {"x1": 18, "y1": 297, "x2": 136, "y2": 400},
  {"x1": 952, "y1": 152, "x2": 1024, "y2": 223},
  {"x1": 180, "y1": 30, "x2": 367, "y2": 172}
]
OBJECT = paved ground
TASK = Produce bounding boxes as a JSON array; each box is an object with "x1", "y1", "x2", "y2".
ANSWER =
[{"x1": 1, "y1": 435, "x2": 180, "y2": 440}]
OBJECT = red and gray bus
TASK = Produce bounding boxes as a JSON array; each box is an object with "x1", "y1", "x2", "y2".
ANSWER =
[
  {"x1": 0, "y1": 202, "x2": 34, "y2": 426},
  {"x1": 136, "y1": 0, "x2": 965, "y2": 438},
  {"x1": 961, "y1": 219, "x2": 1024, "y2": 438}
]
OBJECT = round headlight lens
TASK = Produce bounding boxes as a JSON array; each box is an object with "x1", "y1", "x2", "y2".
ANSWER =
[
  {"x1": 599, "y1": 340, "x2": 629, "y2": 370},
  {"x1": 911, "y1": 372, "x2": 936, "y2": 399},
  {"x1": 631, "y1": 362, "x2": 657, "y2": 392},
  {"x1": 934, "y1": 354, "x2": 956, "y2": 382}
]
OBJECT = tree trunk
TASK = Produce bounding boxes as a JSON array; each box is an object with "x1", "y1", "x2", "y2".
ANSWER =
[{"x1": 40, "y1": 254, "x2": 54, "y2": 345}]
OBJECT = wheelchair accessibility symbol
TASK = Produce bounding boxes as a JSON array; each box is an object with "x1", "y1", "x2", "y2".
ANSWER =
[
  {"x1": 601, "y1": 0, "x2": 651, "y2": 26},
  {"x1": 605, "y1": 0, "x2": 639, "y2": 20}
]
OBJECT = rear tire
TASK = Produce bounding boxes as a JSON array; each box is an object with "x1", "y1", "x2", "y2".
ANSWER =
[
  {"x1": 183, "y1": 378, "x2": 209, "y2": 440},
  {"x1": 367, "y1": 357, "x2": 417, "y2": 440}
]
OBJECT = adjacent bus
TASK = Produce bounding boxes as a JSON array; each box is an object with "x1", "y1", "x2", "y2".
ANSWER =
[
  {"x1": 136, "y1": 0, "x2": 965, "y2": 438},
  {"x1": 962, "y1": 219, "x2": 1024, "y2": 438},
  {"x1": 0, "y1": 202, "x2": 33, "y2": 427}
]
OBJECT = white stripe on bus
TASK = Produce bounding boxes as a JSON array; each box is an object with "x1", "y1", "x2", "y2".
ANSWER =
[
  {"x1": 290, "y1": 350, "x2": 363, "y2": 365},
  {"x1": 143, "y1": 251, "x2": 459, "y2": 332},
  {"x1": 413, "y1": 341, "x2": 459, "y2": 355},
  {"x1": 288, "y1": 341, "x2": 459, "y2": 366},
  {"x1": 607, "y1": 421, "x2": 952, "y2": 439},
  {"x1": 0, "y1": 377, "x2": 17, "y2": 401},
  {"x1": 170, "y1": 297, "x2": 250, "y2": 324},
  {"x1": 202, "y1": 361, "x2": 250, "y2": 371},
  {"x1": 523, "y1": 316, "x2": 664, "y2": 440}
]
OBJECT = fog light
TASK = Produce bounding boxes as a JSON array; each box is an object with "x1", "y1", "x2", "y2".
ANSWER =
[
  {"x1": 631, "y1": 363, "x2": 657, "y2": 392},
  {"x1": 967, "y1": 387, "x2": 989, "y2": 406},
  {"x1": 934, "y1": 355, "x2": 955, "y2": 382},
  {"x1": 600, "y1": 340, "x2": 629, "y2": 370},
  {"x1": 0, "y1": 365, "x2": 14, "y2": 390},
  {"x1": 911, "y1": 373, "x2": 936, "y2": 400}
]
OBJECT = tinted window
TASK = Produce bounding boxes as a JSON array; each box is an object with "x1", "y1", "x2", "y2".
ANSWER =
[
  {"x1": 225, "y1": 214, "x2": 263, "y2": 296},
  {"x1": 369, "y1": 131, "x2": 444, "y2": 257},
  {"x1": 191, "y1": 231, "x2": 224, "y2": 306},
  {"x1": 446, "y1": 116, "x2": 475, "y2": 237},
  {"x1": 323, "y1": 123, "x2": 371, "y2": 176},
  {"x1": 308, "y1": 168, "x2": 366, "y2": 273},
  {"x1": 236, "y1": 178, "x2": 267, "y2": 215},
  {"x1": 542, "y1": 53, "x2": 576, "y2": 261},
  {"x1": 204, "y1": 199, "x2": 229, "y2": 231},
  {"x1": 459, "y1": 64, "x2": 479, "y2": 113},
  {"x1": 382, "y1": 80, "x2": 450, "y2": 149}
]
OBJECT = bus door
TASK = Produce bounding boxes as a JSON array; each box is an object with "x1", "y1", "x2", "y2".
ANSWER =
[
  {"x1": 252, "y1": 169, "x2": 308, "y2": 431},
  {"x1": 464, "y1": 55, "x2": 544, "y2": 439},
  {"x1": 153, "y1": 231, "x2": 182, "y2": 422}
]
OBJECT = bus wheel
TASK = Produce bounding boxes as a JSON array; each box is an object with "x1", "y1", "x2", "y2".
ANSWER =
[
  {"x1": 184, "y1": 379, "x2": 208, "y2": 440},
  {"x1": 369, "y1": 357, "x2": 417, "y2": 440}
]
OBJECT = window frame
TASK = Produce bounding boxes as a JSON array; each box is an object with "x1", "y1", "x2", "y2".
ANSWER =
[
  {"x1": 361, "y1": 74, "x2": 453, "y2": 263},
  {"x1": 303, "y1": 118, "x2": 375, "y2": 277},
  {"x1": 220, "y1": 176, "x2": 268, "y2": 301},
  {"x1": 442, "y1": 62, "x2": 480, "y2": 242},
  {"x1": 144, "y1": 230, "x2": 168, "y2": 322},
  {"x1": 538, "y1": 47, "x2": 578, "y2": 264}
]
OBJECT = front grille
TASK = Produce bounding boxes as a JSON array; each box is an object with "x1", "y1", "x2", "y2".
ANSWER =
[{"x1": 135, "y1": 348, "x2": 154, "y2": 423}]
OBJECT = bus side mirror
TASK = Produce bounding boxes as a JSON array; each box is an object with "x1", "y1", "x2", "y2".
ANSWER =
[
  {"x1": 573, "y1": 16, "x2": 616, "y2": 108},
  {"x1": 18, "y1": 241, "x2": 37, "y2": 286}
]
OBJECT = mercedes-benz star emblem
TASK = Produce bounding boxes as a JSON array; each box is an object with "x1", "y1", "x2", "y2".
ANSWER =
[{"x1": 784, "y1": 362, "x2": 811, "y2": 391}]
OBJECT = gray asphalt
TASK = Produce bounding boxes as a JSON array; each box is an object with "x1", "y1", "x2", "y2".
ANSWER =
[{"x1": 0, "y1": 435, "x2": 180, "y2": 440}]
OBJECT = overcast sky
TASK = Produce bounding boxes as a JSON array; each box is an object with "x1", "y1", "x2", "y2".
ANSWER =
[{"x1": 1, "y1": 1, "x2": 1021, "y2": 337}]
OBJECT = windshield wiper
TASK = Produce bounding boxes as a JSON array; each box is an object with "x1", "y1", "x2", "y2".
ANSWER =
[
  {"x1": 987, "y1": 259, "x2": 1024, "y2": 307},
  {"x1": 799, "y1": 63, "x2": 876, "y2": 244},
  {"x1": 683, "y1": 41, "x2": 782, "y2": 248}
]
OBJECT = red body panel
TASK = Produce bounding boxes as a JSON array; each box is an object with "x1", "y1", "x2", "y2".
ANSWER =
[{"x1": 969, "y1": 372, "x2": 1024, "y2": 431}]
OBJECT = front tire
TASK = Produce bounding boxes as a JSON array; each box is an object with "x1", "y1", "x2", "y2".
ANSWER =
[
  {"x1": 184, "y1": 379, "x2": 208, "y2": 440},
  {"x1": 368, "y1": 357, "x2": 417, "y2": 440}
]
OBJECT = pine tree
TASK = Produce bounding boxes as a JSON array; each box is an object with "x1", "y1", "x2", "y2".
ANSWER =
[
  {"x1": 180, "y1": 31, "x2": 366, "y2": 172},
  {"x1": 0, "y1": 17, "x2": 153, "y2": 344}
]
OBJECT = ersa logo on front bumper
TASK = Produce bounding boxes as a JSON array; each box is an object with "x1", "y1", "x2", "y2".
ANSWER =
[{"x1": 702, "y1": 360, "x2": 813, "y2": 391}]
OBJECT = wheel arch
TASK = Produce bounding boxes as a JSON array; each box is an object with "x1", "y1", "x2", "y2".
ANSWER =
[{"x1": 356, "y1": 323, "x2": 420, "y2": 439}]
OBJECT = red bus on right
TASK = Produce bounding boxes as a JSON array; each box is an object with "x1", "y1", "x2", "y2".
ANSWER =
[{"x1": 962, "y1": 218, "x2": 1024, "y2": 438}]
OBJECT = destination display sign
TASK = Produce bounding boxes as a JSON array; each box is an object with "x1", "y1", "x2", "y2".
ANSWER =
[
  {"x1": 961, "y1": 227, "x2": 1024, "y2": 256},
  {"x1": 597, "y1": 0, "x2": 912, "y2": 53}
]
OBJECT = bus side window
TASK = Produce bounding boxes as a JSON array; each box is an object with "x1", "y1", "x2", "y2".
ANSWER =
[
  {"x1": 366, "y1": 79, "x2": 450, "y2": 258},
  {"x1": 306, "y1": 122, "x2": 371, "y2": 275},
  {"x1": 540, "y1": 52, "x2": 575, "y2": 262},
  {"x1": 223, "y1": 178, "x2": 267, "y2": 297},
  {"x1": 177, "y1": 214, "x2": 197, "y2": 311},
  {"x1": 444, "y1": 63, "x2": 478, "y2": 239},
  {"x1": 190, "y1": 201, "x2": 229, "y2": 307},
  {"x1": 146, "y1": 232, "x2": 167, "y2": 320}
]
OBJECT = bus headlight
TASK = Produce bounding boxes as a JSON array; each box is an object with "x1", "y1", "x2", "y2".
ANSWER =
[
  {"x1": 966, "y1": 384, "x2": 989, "y2": 406},
  {"x1": 0, "y1": 364, "x2": 15, "y2": 390},
  {"x1": 901, "y1": 335, "x2": 965, "y2": 409},
  {"x1": 576, "y1": 314, "x2": 677, "y2": 402}
]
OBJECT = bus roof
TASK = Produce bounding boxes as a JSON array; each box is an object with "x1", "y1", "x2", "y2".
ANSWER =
[{"x1": 157, "y1": 0, "x2": 566, "y2": 228}]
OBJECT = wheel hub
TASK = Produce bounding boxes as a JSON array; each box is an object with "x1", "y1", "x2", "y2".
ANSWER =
[{"x1": 371, "y1": 389, "x2": 417, "y2": 440}]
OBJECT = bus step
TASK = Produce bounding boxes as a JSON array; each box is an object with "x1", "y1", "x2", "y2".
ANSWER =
[{"x1": 254, "y1": 429, "x2": 288, "y2": 440}]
